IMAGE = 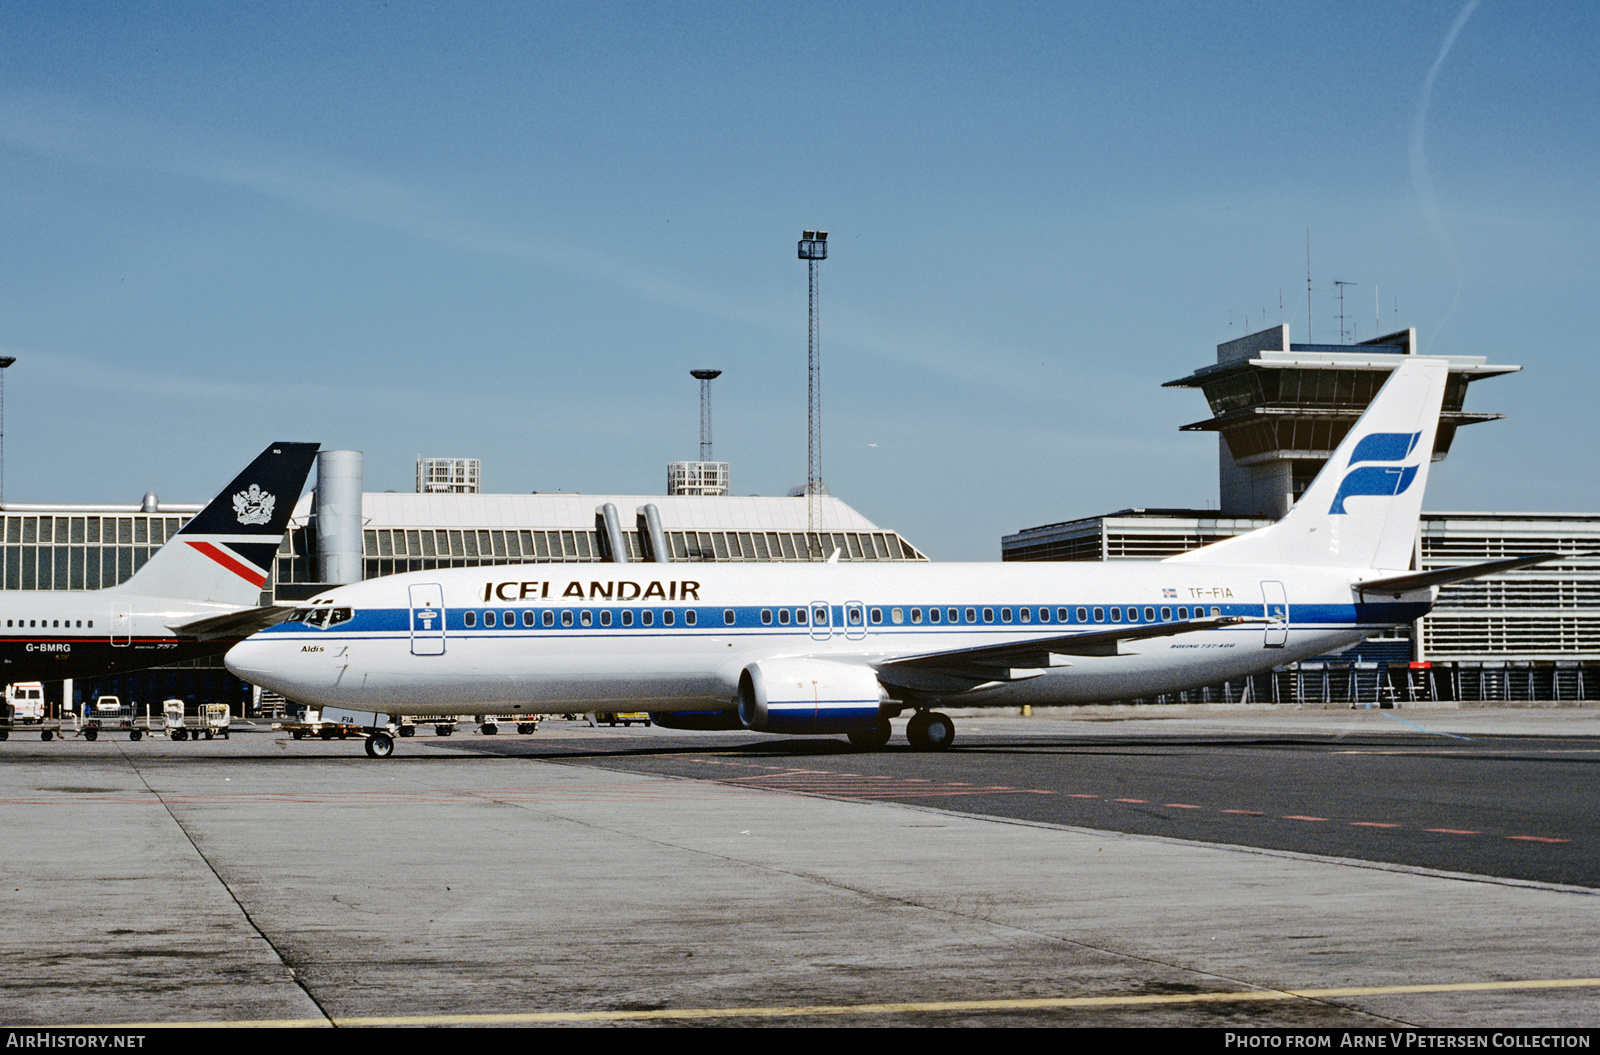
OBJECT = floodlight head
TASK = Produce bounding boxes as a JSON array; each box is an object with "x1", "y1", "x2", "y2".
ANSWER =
[
  {"x1": 798, "y1": 229, "x2": 828, "y2": 260},
  {"x1": 690, "y1": 369, "x2": 722, "y2": 381}
]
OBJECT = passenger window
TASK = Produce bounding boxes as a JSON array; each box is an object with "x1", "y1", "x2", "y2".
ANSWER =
[
  {"x1": 485, "y1": 611, "x2": 496, "y2": 628},
  {"x1": 581, "y1": 611, "x2": 593, "y2": 627},
  {"x1": 1019, "y1": 608, "x2": 1030, "y2": 623},
  {"x1": 543, "y1": 610, "x2": 555, "y2": 627},
  {"x1": 685, "y1": 610, "x2": 697, "y2": 626},
  {"x1": 982, "y1": 608, "x2": 994, "y2": 623},
  {"x1": 1144, "y1": 607, "x2": 1156, "y2": 622},
  {"x1": 622, "y1": 610, "x2": 634, "y2": 627},
  {"x1": 761, "y1": 609, "x2": 772, "y2": 625},
  {"x1": 1000, "y1": 608, "x2": 1011, "y2": 623},
  {"x1": 1092, "y1": 608, "x2": 1104, "y2": 622},
  {"x1": 964, "y1": 608, "x2": 975, "y2": 623},
  {"x1": 642, "y1": 610, "x2": 653, "y2": 627},
  {"x1": 795, "y1": 608, "x2": 807, "y2": 625},
  {"x1": 1211, "y1": 607, "x2": 1221, "y2": 617},
  {"x1": 929, "y1": 608, "x2": 940, "y2": 624},
  {"x1": 778, "y1": 608, "x2": 790, "y2": 625},
  {"x1": 1179, "y1": 607, "x2": 1189, "y2": 620},
  {"x1": 724, "y1": 609, "x2": 736, "y2": 626},
  {"x1": 1111, "y1": 608, "x2": 1122, "y2": 622},
  {"x1": 562, "y1": 611, "x2": 574, "y2": 627},
  {"x1": 601, "y1": 611, "x2": 612, "y2": 627},
  {"x1": 524, "y1": 610, "x2": 536, "y2": 627},
  {"x1": 1160, "y1": 607, "x2": 1171, "y2": 621},
  {"x1": 869, "y1": 608, "x2": 881, "y2": 625},
  {"x1": 663, "y1": 611, "x2": 675, "y2": 626},
  {"x1": 464, "y1": 611, "x2": 476, "y2": 628},
  {"x1": 813, "y1": 607, "x2": 828, "y2": 625},
  {"x1": 910, "y1": 608, "x2": 921, "y2": 624}
]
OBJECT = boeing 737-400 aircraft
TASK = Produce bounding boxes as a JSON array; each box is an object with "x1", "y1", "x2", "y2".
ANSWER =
[
  {"x1": 226, "y1": 362, "x2": 1558, "y2": 758},
  {"x1": 1, "y1": 442, "x2": 318, "y2": 694}
]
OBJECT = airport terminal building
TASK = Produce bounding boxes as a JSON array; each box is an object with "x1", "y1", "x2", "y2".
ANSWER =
[
  {"x1": 1003, "y1": 326, "x2": 1600, "y2": 704},
  {"x1": 6, "y1": 323, "x2": 1593, "y2": 715}
]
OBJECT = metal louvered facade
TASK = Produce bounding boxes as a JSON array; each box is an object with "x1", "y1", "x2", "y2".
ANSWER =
[{"x1": 273, "y1": 490, "x2": 926, "y2": 598}]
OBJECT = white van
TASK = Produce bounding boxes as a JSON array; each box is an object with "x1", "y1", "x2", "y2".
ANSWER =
[{"x1": 5, "y1": 683, "x2": 45, "y2": 724}]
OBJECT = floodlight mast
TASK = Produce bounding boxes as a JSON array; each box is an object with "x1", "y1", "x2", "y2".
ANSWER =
[
  {"x1": 690, "y1": 369, "x2": 721, "y2": 460},
  {"x1": 798, "y1": 230, "x2": 828, "y2": 535}
]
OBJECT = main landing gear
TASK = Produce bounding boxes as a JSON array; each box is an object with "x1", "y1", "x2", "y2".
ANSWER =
[
  {"x1": 847, "y1": 717, "x2": 892, "y2": 751},
  {"x1": 904, "y1": 711, "x2": 955, "y2": 752},
  {"x1": 847, "y1": 711, "x2": 956, "y2": 752}
]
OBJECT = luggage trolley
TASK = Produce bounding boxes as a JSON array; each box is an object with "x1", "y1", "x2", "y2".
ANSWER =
[{"x1": 79, "y1": 696, "x2": 144, "y2": 742}]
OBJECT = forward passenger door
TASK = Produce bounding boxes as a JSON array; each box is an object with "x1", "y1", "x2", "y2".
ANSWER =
[{"x1": 410, "y1": 584, "x2": 446, "y2": 656}]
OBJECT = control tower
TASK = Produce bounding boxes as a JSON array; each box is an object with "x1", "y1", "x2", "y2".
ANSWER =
[{"x1": 1162, "y1": 325, "x2": 1519, "y2": 518}]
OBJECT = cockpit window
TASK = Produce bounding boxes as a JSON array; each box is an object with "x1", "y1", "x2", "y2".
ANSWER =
[{"x1": 303, "y1": 607, "x2": 354, "y2": 629}]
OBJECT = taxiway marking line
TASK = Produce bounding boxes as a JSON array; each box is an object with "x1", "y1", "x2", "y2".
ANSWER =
[
  {"x1": 67, "y1": 976, "x2": 1600, "y2": 1028},
  {"x1": 689, "y1": 760, "x2": 1576, "y2": 845}
]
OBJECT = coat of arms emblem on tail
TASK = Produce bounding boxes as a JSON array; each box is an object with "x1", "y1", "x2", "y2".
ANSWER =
[{"x1": 233, "y1": 484, "x2": 276, "y2": 526}]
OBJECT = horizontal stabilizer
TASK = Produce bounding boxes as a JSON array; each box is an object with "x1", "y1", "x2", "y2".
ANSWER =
[
  {"x1": 170, "y1": 606, "x2": 300, "y2": 641},
  {"x1": 877, "y1": 616, "x2": 1264, "y2": 692},
  {"x1": 1353, "y1": 554, "x2": 1573, "y2": 598}
]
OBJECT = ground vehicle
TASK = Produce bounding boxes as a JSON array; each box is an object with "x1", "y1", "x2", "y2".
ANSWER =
[
  {"x1": 163, "y1": 699, "x2": 190, "y2": 740},
  {"x1": 200, "y1": 703, "x2": 231, "y2": 739},
  {"x1": 6, "y1": 683, "x2": 45, "y2": 725},
  {"x1": 80, "y1": 695, "x2": 143, "y2": 741},
  {"x1": 275, "y1": 708, "x2": 361, "y2": 741}
]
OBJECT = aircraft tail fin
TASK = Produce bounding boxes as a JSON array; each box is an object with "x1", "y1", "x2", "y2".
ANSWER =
[
  {"x1": 114, "y1": 442, "x2": 320, "y2": 605},
  {"x1": 1168, "y1": 358, "x2": 1449, "y2": 570}
]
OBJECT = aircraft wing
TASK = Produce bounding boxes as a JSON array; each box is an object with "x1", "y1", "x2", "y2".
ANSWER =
[
  {"x1": 875, "y1": 615, "x2": 1265, "y2": 693},
  {"x1": 169, "y1": 606, "x2": 300, "y2": 641},
  {"x1": 1352, "y1": 553, "x2": 1572, "y2": 599}
]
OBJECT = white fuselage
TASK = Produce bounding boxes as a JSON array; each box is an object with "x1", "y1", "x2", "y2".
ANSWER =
[{"x1": 225, "y1": 560, "x2": 1431, "y2": 718}]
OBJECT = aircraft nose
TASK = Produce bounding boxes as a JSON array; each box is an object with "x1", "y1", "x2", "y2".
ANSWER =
[{"x1": 225, "y1": 636, "x2": 333, "y2": 701}]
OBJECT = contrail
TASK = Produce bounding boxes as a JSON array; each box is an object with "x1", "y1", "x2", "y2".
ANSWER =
[{"x1": 1409, "y1": 0, "x2": 1481, "y2": 349}]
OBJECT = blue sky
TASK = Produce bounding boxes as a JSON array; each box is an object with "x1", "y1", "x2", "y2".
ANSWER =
[{"x1": 0, "y1": 1, "x2": 1595, "y2": 559}]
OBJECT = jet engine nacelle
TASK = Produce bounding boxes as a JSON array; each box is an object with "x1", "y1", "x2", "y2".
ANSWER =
[{"x1": 737, "y1": 658, "x2": 887, "y2": 734}]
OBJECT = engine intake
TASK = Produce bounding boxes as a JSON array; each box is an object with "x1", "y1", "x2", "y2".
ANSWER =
[{"x1": 738, "y1": 658, "x2": 887, "y2": 734}]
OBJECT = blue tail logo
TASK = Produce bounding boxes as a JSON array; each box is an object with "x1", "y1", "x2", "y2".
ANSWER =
[{"x1": 1329, "y1": 431, "x2": 1423, "y2": 514}]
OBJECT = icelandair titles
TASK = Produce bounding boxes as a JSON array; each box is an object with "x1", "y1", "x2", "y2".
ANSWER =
[{"x1": 483, "y1": 580, "x2": 701, "y2": 603}]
